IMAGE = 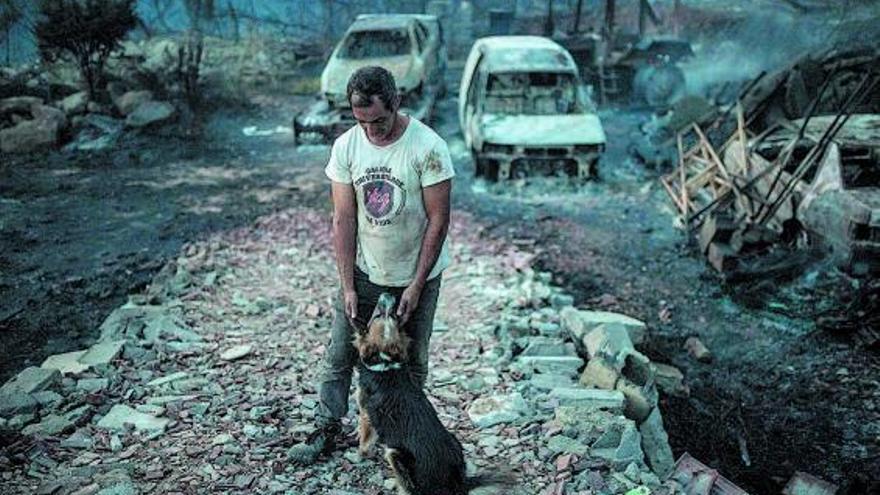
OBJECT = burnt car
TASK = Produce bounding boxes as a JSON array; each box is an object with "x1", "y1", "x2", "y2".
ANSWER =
[
  {"x1": 459, "y1": 36, "x2": 606, "y2": 180},
  {"x1": 724, "y1": 114, "x2": 880, "y2": 275},
  {"x1": 293, "y1": 14, "x2": 447, "y2": 144}
]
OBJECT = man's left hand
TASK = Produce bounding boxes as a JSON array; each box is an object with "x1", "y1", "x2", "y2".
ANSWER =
[{"x1": 397, "y1": 283, "x2": 423, "y2": 326}]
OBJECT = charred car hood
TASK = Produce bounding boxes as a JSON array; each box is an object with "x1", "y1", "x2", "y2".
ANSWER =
[
  {"x1": 480, "y1": 114, "x2": 606, "y2": 146},
  {"x1": 322, "y1": 55, "x2": 416, "y2": 95}
]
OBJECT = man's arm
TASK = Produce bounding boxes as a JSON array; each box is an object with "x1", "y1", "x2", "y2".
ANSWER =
[
  {"x1": 331, "y1": 181, "x2": 359, "y2": 319},
  {"x1": 397, "y1": 179, "x2": 452, "y2": 324}
]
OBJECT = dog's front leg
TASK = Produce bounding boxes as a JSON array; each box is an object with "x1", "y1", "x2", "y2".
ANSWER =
[
  {"x1": 384, "y1": 448, "x2": 416, "y2": 495},
  {"x1": 356, "y1": 386, "x2": 377, "y2": 458}
]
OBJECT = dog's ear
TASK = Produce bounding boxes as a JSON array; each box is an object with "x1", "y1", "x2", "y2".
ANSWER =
[{"x1": 347, "y1": 315, "x2": 367, "y2": 335}]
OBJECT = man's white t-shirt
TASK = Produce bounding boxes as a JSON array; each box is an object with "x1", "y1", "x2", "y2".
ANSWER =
[{"x1": 325, "y1": 117, "x2": 455, "y2": 287}]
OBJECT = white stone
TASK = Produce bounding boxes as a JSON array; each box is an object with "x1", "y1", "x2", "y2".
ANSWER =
[
  {"x1": 79, "y1": 340, "x2": 125, "y2": 366},
  {"x1": 220, "y1": 344, "x2": 253, "y2": 361},
  {"x1": 97, "y1": 404, "x2": 169, "y2": 434},
  {"x1": 41, "y1": 350, "x2": 90, "y2": 375},
  {"x1": 466, "y1": 392, "x2": 528, "y2": 428}
]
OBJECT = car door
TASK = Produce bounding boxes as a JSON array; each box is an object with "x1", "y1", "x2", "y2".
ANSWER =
[{"x1": 459, "y1": 48, "x2": 485, "y2": 150}]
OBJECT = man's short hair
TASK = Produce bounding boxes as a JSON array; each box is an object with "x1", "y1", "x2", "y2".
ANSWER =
[{"x1": 347, "y1": 66, "x2": 398, "y2": 110}]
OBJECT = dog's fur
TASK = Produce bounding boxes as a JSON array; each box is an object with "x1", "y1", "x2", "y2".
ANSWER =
[{"x1": 352, "y1": 293, "x2": 513, "y2": 495}]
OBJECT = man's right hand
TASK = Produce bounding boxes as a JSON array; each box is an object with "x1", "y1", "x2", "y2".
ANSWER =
[{"x1": 343, "y1": 289, "x2": 358, "y2": 320}]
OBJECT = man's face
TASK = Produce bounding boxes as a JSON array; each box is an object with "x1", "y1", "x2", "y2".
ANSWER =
[{"x1": 351, "y1": 94, "x2": 397, "y2": 144}]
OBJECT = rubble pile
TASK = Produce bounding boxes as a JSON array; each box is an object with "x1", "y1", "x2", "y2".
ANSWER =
[
  {"x1": 659, "y1": 44, "x2": 880, "y2": 279},
  {"x1": 0, "y1": 205, "x2": 710, "y2": 494}
]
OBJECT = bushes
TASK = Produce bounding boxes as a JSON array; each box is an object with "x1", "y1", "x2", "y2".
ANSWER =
[{"x1": 34, "y1": 0, "x2": 138, "y2": 99}]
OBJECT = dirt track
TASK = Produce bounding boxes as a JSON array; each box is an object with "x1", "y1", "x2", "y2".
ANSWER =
[{"x1": 1, "y1": 90, "x2": 878, "y2": 492}]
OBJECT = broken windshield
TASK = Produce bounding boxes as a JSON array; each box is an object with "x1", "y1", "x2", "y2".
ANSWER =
[
  {"x1": 338, "y1": 29, "x2": 411, "y2": 59},
  {"x1": 482, "y1": 72, "x2": 583, "y2": 116}
]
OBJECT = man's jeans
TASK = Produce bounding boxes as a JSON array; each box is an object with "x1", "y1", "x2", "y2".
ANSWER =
[{"x1": 316, "y1": 268, "x2": 442, "y2": 425}]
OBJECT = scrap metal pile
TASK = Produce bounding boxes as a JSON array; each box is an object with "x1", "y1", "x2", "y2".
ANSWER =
[{"x1": 660, "y1": 44, "x2": 880, "y2": 279}]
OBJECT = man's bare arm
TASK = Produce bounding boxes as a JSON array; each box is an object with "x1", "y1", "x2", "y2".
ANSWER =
[
  {"x1": 397, "y1": 179, "x2": 452, "y2": 324},
  {"x1": 331, "y1": 181, "x2": 359, "y2": 319}
]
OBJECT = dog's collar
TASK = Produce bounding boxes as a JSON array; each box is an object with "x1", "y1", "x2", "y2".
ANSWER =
[{"x1": 362, "y1": 360, "x2": 403, "y2": 372}]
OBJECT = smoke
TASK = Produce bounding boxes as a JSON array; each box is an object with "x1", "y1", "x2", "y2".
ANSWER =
[{"x1": 681, "y1": 7, "x2": 849, "y2": 99}]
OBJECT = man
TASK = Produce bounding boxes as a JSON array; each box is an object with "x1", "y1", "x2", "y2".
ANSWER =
[{"x1": 289, "y1": 66, "x2": 455, "y2": 465}]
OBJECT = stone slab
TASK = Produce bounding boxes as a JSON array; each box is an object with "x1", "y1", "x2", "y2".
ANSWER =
[
  {"x1": 96, "y1": 404, "x2": 169, "y2": 434},
  {"x1": 79, "y1": 340, "x2": 125, "y2": 366},
  {"x1": 41, "y1": 350, "x2": 90, "y2": 375}
]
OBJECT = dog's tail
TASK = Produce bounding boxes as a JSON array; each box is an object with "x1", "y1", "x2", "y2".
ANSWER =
[{"x1": 465, "y1": 469, "x2": 518, "y2": 492}]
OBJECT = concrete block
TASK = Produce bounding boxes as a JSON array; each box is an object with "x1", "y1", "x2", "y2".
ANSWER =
[
  {"x1": 549, "y1": 387, "x2": 625, "y2": 412},
  {"x1": 561, "y1": 307, "x2": 647, "y2": 348},
  {"x1": 579, "y1": 357, "x2": 620, "y2": 390},
  {"x1": 639, "y1": 408, "x2": 675, "y2": 478},
  {"x1": 615, "y1": 379, "x2": 657, "y2": 423},
  {"x1": 653, "y1": 363, "x2": 688, "y2": 396},
  {"x1": 513, "y1": 356, "x2": 584, "y2": 378},
  {"x1": 582, "y1": 323, "x2": 636, "y2": 365}
]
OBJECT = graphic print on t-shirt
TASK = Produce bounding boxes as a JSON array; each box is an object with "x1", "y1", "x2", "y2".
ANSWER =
[{"x1": 354, "y1": 166, "x2": 407, "y2": 226}]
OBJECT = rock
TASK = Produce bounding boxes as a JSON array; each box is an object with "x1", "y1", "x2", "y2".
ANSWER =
[
  {"x1": 59, "y1": 91, "x2": 89, "y2": 115},
  {"x1": 32, "y1": 104, "x2": 67, "y2": 131},
  {"x1": 142, "y1": 312, "x2": 201, "y2": 343},
  {"x1": 212, "y1": 433, "x2": 234, "y2": 445},
  {"x1": 782, "y1": 471, "x2": 838, "y2": 495},
  {"x1": 579, "y1": 357, "x2": 621, "y2": 390},
  {"x1": 466, "y1": 392, "x2": 529, "y2": 428},
  {"x1": 79, "y1": 340, "x2": 125, "y2": 366},
  {"x1": 615, "y1": 379, "x2": 657, "y2": 423},
  {"x1": 684, "y1": 337, "x2": 712, "y2": 362},
  {"x1": 147, "y1": 371, "x2": 189, "y2": 387},
  {"x1": 513, "y1": 356, "x2": 584, "y2": 378},
  {"x1": 31, "y1": 390, "x2": 64, "y2": 407},
  {"x1": 95, "y1": 481, "x2": 137, "y2": 495},
  {"x1": 547, "y1": 434, "x2": 589, "y2": 456},
  {"x1": 0, "y1": 96, "x2": 42, "y2": 115},
  {"x1": 0, "y1": 392, "x2": 39, "y2": 416},
  {"x1": 581, "y1": 324, "x2": 636, "y2": 366},
  {"x1": 549, "y1": 388, "x2": 625, "y2": 412},
  {"x1": 518, "y1": 336, "x2": 577, "y2": 357},
  {"x1": 561, "y1": 308, "x2": 648, "y2": 348},
  {"x1": 64, "y1": 114, "x2": 123, "y2": 152},
  {"x1": 220, "y1": 344, "x2": 253, "y2": 361},
  {"x1": 550, "y1": 293, "x2": 574, "y2": 308},
  {"x1": 125, "y1": 101, "x2": 176, "y2": 128},
  {"x1": 639, "y1": 408, "x2": 674, "y2": 478},
  {"x1": 77, "y1": 378, "x2": 109, "y2": 393},
  {"x1": 96, "y1": 404, "x2": 169, "y2": 435},
  {"x1": 41, "y1": 350, "x2": 90, "y2": 375},
  {"x1": 528, "y1": 373, "x2": 575, "y2": 391},
  {"x1": 653, "y1": 363, "x2": 688, "y2": 397},
  {"x1": 114, "y1": 90, "x2": 153, "y2": 116},
  {"x1": 1, "y1": 366, "x2": 61, "y2": 394},
  {"x1": 593, "y1": 423, "x2": 645, "y2": 471},
  {"x1": 60, "y1": 430, "x2": 94, "y2": 449},
  {"x1": 0, "y1": 114, "x2": 62, "y2": 153},
  {"x1": 22, "y1": 414, "x2": 73, "y2": 436}
]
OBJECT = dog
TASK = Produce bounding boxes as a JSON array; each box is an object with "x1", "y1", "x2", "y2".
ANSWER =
[{"x1": 351, "y1": 292, "x2": 514, "y2": 495}]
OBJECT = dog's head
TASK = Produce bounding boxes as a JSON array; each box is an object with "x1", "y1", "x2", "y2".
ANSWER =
[{"x1": 351, "y1": 293, "x2": 410, "y2": 371}]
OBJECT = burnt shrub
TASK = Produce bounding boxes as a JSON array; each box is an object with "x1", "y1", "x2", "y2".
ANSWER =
[{"x1": 35, "y1": 0, "x2": 138, "y2": 99}]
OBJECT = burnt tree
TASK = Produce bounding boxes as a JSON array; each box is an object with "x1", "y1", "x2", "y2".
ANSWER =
[{"x1": 35, "y1": 0, "x2": 138, "y2": 99}]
